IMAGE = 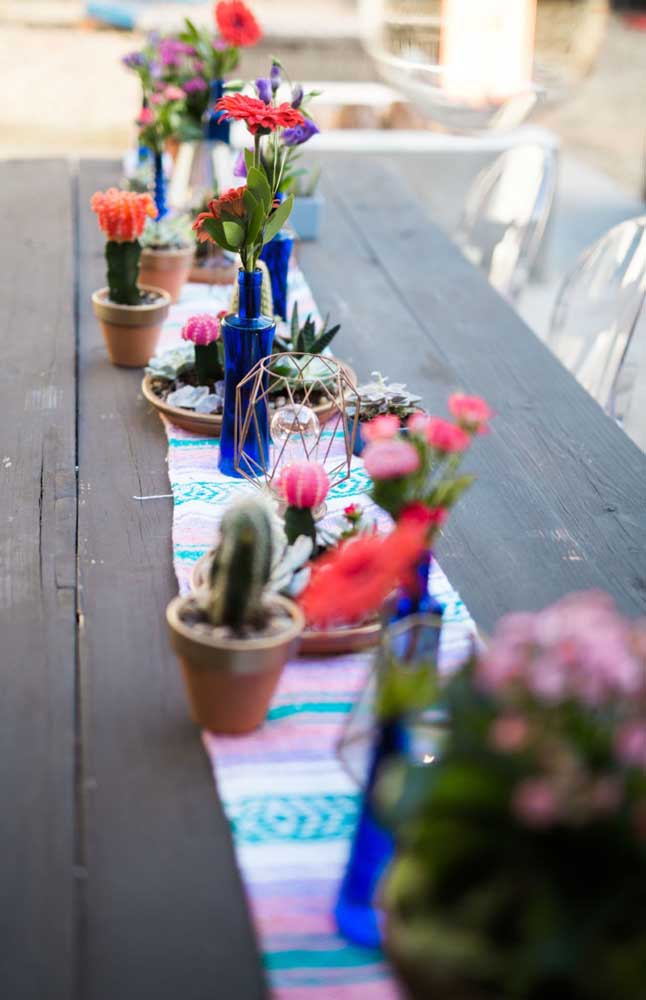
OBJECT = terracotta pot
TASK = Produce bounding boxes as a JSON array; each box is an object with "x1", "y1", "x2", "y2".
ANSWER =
[
  {"x1": 91, "y1": 286, "x2": 171, "y2": 368},
  {"x1": 138, "y1": 246, "x2": 194, "y2": 303},
  {"x1": 167, "y1": 594, "x2": 304, "y2": 734}
]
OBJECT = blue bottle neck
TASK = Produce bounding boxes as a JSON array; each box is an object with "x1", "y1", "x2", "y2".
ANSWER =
[
  {"x1": 237, "y1": 269, "x2": 262, "y2": 320},
  {"x1": 209, "y1": 78, "x2": 225, "y2": 103},
  {"x1": 153, "y1": 151, "x2": 168, "y2": 220}
]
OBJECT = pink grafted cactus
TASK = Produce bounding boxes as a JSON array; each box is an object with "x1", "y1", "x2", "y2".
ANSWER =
[
  {"x1": 279, "y1": 461, "x2": 330, "y2": 509},
  {"x1": 279, "y1": 461, "x2": 330, "y2": 546},
  {"x1": 181, "y1": 314, "x2": 221, "y2": 346}
]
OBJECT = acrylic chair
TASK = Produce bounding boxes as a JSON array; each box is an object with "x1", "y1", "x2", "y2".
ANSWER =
[
  {"x1": 546, "y1": 216, "x2": 646, "y2": 450},
  {"x1": 455, "y1": 143, "x2": 558, "y2": 301}
]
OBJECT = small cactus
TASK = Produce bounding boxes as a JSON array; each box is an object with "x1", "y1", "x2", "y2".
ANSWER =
[
  {"x1": 230, "y1": 260, "x2": 274, "y2": 317},
  {"x1": 278, "y1": 461, "x2": 330, "y2": 546},
  {"x1": 181, "y1": 313, "x2": 224, "y2": 387},
  {"x1": 207, "y1": 497, "x2": 274, "y2": 635},
  {"x1": 90, "y1": 188, "x2": 157, "y2": 306},
  {"x1": 274, "y1": 301, "x2": 341, "y2": 355}
]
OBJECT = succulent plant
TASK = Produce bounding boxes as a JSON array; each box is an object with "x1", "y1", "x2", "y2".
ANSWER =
[
  {"x1": 207, "y1": 497, "x2": 274, "y2": 635},
  {"x1": 351, "y1": 372, "x2": 423, "y2": 423},
  {"x1": 140, "y1": 214, "x2": 194, "y2": 250},
  {"x1": 269, "y1": 534, "x2": 313, "y2": 597},
  {"x1": 274, "y1": 301, "x2": 340, "y2": 356},
  {"x1": 278, "y1": 461, "x2": 330, "y2": 546},
  {"x1": 146, "y1": 343, "x2": 195, "y2": 381},
  {"x1": 229, "y1": 259, "x2": 274, "y2": 316}
]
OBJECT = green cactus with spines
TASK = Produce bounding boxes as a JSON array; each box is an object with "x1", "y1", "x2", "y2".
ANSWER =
[
  {"x1": 106, "y1": 239, "x2": 143, "y2": 306},
  {"x1": 207, "y1": 497, "x2": 274, "y2": 635},
  {"x1": 230, "y1": 260, "x2": 274, "y2": 317},
  {"x1": 284, "y1": 506, "x2": 316, "y2": 548}
]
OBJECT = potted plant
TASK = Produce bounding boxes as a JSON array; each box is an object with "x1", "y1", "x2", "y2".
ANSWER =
[
  {"x1": 288, "y1": 163, "x2": 323, "y2": 241},
  {"x1": 138, "y1": 214, "x2": 195, "y2": 303},
  {"x1": 348, "y1": 372, "x2": 424, "y2": 456},
  {"x1": 167, "y1": 496, "x2": 304, "y2": 734},
  {"x1": 380, "y1": 591, "x2": 646, "y2": 999},
  {"x1": 90, "y1": 188, "x2": 171, "y2": 367}
]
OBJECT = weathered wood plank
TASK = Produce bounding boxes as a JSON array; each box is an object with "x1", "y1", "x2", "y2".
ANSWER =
[
  {"x1": 300, "y1": 156, "x2": 646, "y2": 627},
  {"x1": 76, "y1": 161, "x2": 266, "y2": 1000},
  {"x1": 0, "y1": 160, "x2": 77, "y2": 999}
]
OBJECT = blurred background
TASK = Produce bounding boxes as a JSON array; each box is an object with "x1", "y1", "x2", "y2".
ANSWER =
[{"x1": 2, "y1": 0, "x2": 645, "y2": 369}]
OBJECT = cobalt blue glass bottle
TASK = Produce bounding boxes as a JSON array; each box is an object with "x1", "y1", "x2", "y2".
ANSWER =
[
  {"x1": 153, "y1": 150, "x2": 168, "y2": 220},
  {"x1": 259, "y1": 193, "x2": 294, "y2": 321},
  {"x1": 137, "y1": 95, "x2": 150, "y2": 166},
  {"x1": 334, "y1": 719, "x2": 408, "y2": 949},
  {"x1": 203, "y1": 79, "x2": 231, "y2": 144},
  {"x1": 219, "y1": 269, "x2": 276, "y2": 478}
]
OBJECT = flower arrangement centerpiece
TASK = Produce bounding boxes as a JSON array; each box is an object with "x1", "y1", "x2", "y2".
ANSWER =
[
  {"x1": 192, "y1": 80, "x2": 308, "y2": 478},
  {"x1": 123, "y1": 2, "x2": 262, "y2": 145},
  {"x1": 381, "y1": 591, "x2": 646, "y2": 1000},
  {"x1": 363, "y1": 393, "x2": 492, "y2": 619},
  {"x1": 90, "y1": 188, "x2": 170, "y2": 367},
  {"x1": 233, "y1": 66, "x2": 321, "y2": 317}
]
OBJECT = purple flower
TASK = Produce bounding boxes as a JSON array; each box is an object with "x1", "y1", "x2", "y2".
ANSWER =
[
  {"x1": 291, "y1": 84, "x2": 304, "y2": 109},
  {"x1": 270, "y1": 62, "x2": 282, "y2": 93},
  {"x1": 282, "y1": 118, "x2": 320, "y2": 146},
  {"x1": 183, "y1": 77, "x2": 208, "y2": 94},
  {"x1": 122, "y1": 51, "x2": 144, "y2": 70},
  {"x1": 158, "y1": 38, "x2": 193, "y2": 67},
  {"x1": 255, "y1": 77, "x2": 272, "y2": 104},
  {"x1": 233, "y1": 151, "x2": 248, "y2": 178}
]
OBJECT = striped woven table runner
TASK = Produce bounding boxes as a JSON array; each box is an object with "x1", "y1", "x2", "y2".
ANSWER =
[{"x1": 158, "y1": 264, "x2": 476, "y2": 998}]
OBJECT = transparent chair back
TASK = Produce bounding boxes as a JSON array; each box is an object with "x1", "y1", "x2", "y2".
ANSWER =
[
  {"x1": 455, "y1": 144, "x2": 557, "y2": 300},
  {"x1": 547, "y1": 217, "x2": 646, "y2": 449}
]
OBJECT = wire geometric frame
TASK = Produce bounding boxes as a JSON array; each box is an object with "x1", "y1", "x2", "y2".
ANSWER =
[{"x1": 234, "y1": 352, "x2": 361, "y2": 492}]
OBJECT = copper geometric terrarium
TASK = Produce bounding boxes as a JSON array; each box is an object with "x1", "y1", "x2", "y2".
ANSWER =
[{"x1": 233, "y1": 352, "x2": 361, "y2": 492}]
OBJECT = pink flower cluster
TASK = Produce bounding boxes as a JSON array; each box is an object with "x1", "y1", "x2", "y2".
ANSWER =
[
  {"x1": 478, "y1": 591, "x2": 643, "y2": 707},
  {"x1": 181, "y1": 314, "x2": 221, "y2": 347},
  {"x1": 279, "y1": 461, "x2": 330, "y2": 510}
]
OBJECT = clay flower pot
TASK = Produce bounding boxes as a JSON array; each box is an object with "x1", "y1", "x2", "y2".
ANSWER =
[
  {"x1": 166, "y1": 594, "x2": 304, "y2": 734},
  {"x1": 138, "y1": 246, "x2": 194, "y2": 303},
  {"x1": 91, "y1": 286, "x2": 171, "y2": 368}
]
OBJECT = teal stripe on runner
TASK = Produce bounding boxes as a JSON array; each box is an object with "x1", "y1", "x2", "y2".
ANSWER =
[
  {"x1": 265, "y1": 947, "x2": 383, "y2": 971},
  {"x1": 267, "y1": 701, "x2": 354, "y2": 721}
]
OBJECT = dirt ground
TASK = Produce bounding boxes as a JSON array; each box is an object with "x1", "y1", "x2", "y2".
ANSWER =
[{"x1": 0, "y1": 4, "x2": 644, "y2": 198}]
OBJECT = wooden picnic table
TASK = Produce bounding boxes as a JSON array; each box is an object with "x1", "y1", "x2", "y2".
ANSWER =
[{"x1": 3, "y1": 155, "x2": 646, "y2": 1000}]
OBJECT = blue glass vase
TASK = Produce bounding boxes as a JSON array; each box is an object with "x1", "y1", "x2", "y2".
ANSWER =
[
  {"x1": 259, "y1": 193, "x2": 294, "y2": 321},
  {"x1": 153, "y1": 150, "x2": 168, "y2": 220},
  {"x1": 334, "y1": 719, "x2": 408, "y2": 949},
  {"x1": 203, "y1": 79, "x2": 231, "y2": 144},
  {"x1": 219, "y1": 269, "x2": 276, "y2": 478}
]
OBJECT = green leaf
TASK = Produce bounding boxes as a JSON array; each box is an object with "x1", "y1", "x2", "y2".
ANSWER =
[
  {"x1": 201, "y1": 217, "x2": 238, "y2": 253},
  {"x1": 244, "y1": 147, "x2": 255, "y2": 171},
  {"x1": 221, "y1": 219, "x2": 245, "y2": 249},
  {"x1": 247, "y1": 166, "x2": 272, "y2": 213},
  {"x1": 312, "y1": 324, "x2": 340, "y2": 354},
  {"x1": 224, "y1": 78, "x2": 244, "y2": 92},
  {"x1": 290, "y1": 301, "x2": 299, "y2": 344},
  {"x1": 246, "y1": 196, "x2": 266, "y2": 247},
  {"x1": 262, "y1": 194, "x2": 294, "y2": 245}
]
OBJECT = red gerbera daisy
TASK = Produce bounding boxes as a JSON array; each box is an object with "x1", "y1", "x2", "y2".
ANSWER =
[
  {"x1": 215, "y1": 94, "x2": 305, "y2": 135},
  {"x1": 215, "y1": 1, "x2": 262, "y2": 47},
  {"x1": 299, "y1": 524, "x2": 426, "y2": 629},
  {"x1": 193, "y1": 186, "x2": 246, "y2": 242}
]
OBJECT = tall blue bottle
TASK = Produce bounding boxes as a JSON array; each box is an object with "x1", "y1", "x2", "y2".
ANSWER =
[
  {"x1": 219, "y1": 269, "x2": 275, "y2": 478},
  {"x1": 153, "y1": 150, "x2": 168, "y2": 220},
  {"x1": 334, "y1": 549, "x2": 443, "y2": 949},
  {"x1": 259, "y1": 192, "x2": 294, "y2": 321},
  {"x1": 203, "y1": 79, "x2": 231, "y2": 144}
]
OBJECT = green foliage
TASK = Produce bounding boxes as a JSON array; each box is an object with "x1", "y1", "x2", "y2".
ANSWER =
[
  {"x1": 207, "y1": 498, "x2": 274, "y2": 635},
  {"x1": 274, "y1": 302, "x2": 341, "y2": 355},
  {"x1": 105, "y1": 240, "x2": 142, "y2": 305}
]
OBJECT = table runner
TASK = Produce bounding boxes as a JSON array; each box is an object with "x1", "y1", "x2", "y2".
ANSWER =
[{"x1": 158, "y1": 266, "x2": 476, "y2": 998}]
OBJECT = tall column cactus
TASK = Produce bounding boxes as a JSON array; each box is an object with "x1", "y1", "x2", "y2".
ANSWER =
[
  {"x1": 207, "y1": 498, "x2": 274, "y2": 635},
  {"x1": 90, "y1": 188, "x2": 157, "y2": 305}
]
